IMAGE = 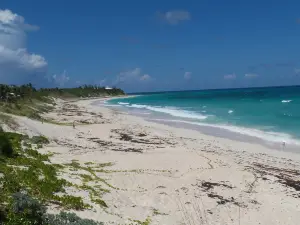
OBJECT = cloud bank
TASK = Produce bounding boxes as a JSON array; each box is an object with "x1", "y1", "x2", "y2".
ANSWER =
[
  {"x1": 0, "y1": 9, "x2": 47, "y2": 83},
  {"x1": 115, "y1": 68, "x2": 151, "y2": 84}
]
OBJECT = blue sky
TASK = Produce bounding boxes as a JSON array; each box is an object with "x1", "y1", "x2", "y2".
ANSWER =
[{"x1": 1, "y1": 0, "x2": 300, "y2": 92}]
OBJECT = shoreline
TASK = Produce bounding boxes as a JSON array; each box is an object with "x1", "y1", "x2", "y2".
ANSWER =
[
  {"x1": 100, "y1": 98, "x2": 300, "y2": 154},
  {"x1": 6, "y1": 97, "x2": 300, "y2": 224},
  {"x1": 94, "y1": 99, "x2": 300, "y2": 161}
]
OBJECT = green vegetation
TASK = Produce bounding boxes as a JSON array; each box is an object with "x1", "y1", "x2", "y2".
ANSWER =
[
  {"x1": 0, "y1": 132, "x2": 13, "y2": 157},
  {"x1": 0, "y1": 132, "x2": 88, "y2": 211},
  {"x1": 30, "y1": 135, "x2": 50, "y2": 145},
  {"x1": 152, "y1": 208, "x2": 168, "y2": 216},
  {"x1": 0, "y1": 114, "x2": 18, "y2": 130},
  {"x1": 2, "y1": 192, "x2": 104, "y2": 225},
  {"x1": 45, "y1": 211, "x2": 104, "y2": 225},
  {"x1": 130, "y1": 217, "x2": 152, "y2": 225},
  {"x1": 0, "y1": 131, "x2": 115, "y2": 213},
  {"x1": 0, "y1": 83, "x2": 125, "y2": 102},
  {"x1": 40, "y1": 85, "x2": 125, "y2": 99},
  {"x1": 64, "y1": 160, "x2": 114, "y2": 208},
  {"x1": 0, "y1": 131, "x2": 109, "y2": 224},
  {"x1": 0, "y1": 83, "x2": 125, "y2": 120},
  {"x1": 5, "y1": 192, "x2": 47, "y2": 225}
]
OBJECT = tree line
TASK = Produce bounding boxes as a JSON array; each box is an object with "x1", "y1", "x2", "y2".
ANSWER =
[{"x1": 0, "y1": 83, "x2": 125, "y2": 102}]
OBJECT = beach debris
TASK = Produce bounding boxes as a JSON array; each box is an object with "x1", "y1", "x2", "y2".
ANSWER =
[
  {"x1": 111, "y1": 148, "x2": 143, "y2": 153},
  {"x1": 199, "y1": 181, "x2": 234, "y2": 191},
  {"x1": 207, "y1": 193, "x2": 236, "y2": 205},
  {"x1": 111, "y1": 129, "x2": 175, "y2": 145},
  {"x1": 252, "y1": 163, "x2": 300, "y2": 195}
]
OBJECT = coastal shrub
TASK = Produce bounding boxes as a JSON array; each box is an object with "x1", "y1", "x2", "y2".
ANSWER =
[
  {"x1": 5, "y1": 192, "x2": 46, "y2": 225},
  {"x1": 30, "y1": 135, "x2": 50, "y2": 145},
  {"x1": 27, "y1": 111, "x2": 42, "y2": 120},
  {"x1": 1, "y1": 132, "x2": 23, "y2": 154},
  {"x1": 53, "y1": 195, "x2": 89, "y2": 210},
  {"x1": 0, "y1": 130, "x2": 110, "y2": 223},
  {"x1": 91, "y1": 198, "x2": 108, "y2": 208},
  {"x1": 0, "y1": 204, "x2": 6, "y2": 224},
  {"x1": 45, "y1": 212, "x2": 104, "y2": 225},
  {"x1": 25, "y1": 148, "x2": 49, "y2": 161},
  {"x1": 1, "y1": 193, "x2": 103, "y2": 225},
  {"x1": 0, "y1": 132, "x2": 13, "y2": 157},
  {"x1": 0, "y1": 131, "x2": 89, "y2": 211}
]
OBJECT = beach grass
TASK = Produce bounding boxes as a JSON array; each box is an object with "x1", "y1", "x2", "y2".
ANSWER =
[{"x1": 0, "y1": 132, "x2": 90, "y2": 211}]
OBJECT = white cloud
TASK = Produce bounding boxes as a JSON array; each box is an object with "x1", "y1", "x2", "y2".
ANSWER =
[
  {"x1": 116, "y1": 68, "x2": 151, "y2": 84},
  {"x1": 117, "y1": 68, "x2": 140, "y2": 83},
  {"x1": 52, "y1": 70, "x2": 70, "y2": 87},
  {"x1": 184, "y1": 71, "x2": 191, "y2": 79},
  {"x1": 157, "y1": 10, "x2": 191, "y2": 25},
  {"x1": 140, "y1": 74, "x2": 151, "y2": 81},
  {"x1": 0, "y1": 9, "x2": 39, "y2": 32},
  {"x1": 0, "y1": 46, "x2": 46, "y2": 70},
  {"x1": 245, "y1": 73, "x2": 258, "y2": 78},
  {"x1": 0, "y1": 9, "x2": 46, "y2": 82},
  {"x1": 224, "y1": 73, "x2": 236, "y2": 79}
]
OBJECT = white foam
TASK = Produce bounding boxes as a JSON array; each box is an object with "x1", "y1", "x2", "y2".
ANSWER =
[
  {"x1": 127, "y1": 104, "x2": 207, "y2": 120},
  {"x1": 129, "y1": 104, "x2": 149, "y2": 109},
  {"x1": 134, "y1": 112, "x2": 151, "y2": 115},
  {"x1": 151, "y1": 119, "x2": 300, "y2": 145},
  {"x1": 104, "y1": 104, "x2": 122, "y2": 107},
  {"x1": 282, "y1": 100, "x2": 292, "y2": 103},
  {"x1": 228, "y1": 110, "x2": 234, "y2": 114},
  {"x1": 118, "y1": 102, "x2": 129, "y2": 105}
]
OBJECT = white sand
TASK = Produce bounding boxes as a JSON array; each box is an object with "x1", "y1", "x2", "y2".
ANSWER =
[{"x1": 11, "y1": 98, "x2": 300, "y2": 225}]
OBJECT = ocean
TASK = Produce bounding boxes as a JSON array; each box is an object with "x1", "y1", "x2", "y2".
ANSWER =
[{"x1": 106, "y1": 86, "x2": 300, "y2": 148}]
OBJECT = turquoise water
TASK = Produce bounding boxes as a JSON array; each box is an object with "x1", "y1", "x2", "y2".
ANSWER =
[{"x1": 108, "y1": 86, "x2": 300, "y2": 145}]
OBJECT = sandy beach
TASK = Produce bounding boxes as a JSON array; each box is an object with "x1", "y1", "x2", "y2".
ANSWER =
[{"x1": 9, "y1": 97, "x2": 300, "y2": 225}]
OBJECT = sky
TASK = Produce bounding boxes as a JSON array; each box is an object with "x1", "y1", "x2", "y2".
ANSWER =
[{"x1": 1, "y1": 0, "x2": 300, "y2": 92}]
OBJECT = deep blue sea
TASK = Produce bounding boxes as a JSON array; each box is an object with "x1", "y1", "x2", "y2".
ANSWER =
[{"x1": 107, "y1": 86, "x2": 300, "y2": 146}]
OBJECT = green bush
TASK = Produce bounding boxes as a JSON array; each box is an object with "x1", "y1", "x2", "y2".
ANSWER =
[
  {"x1": 45, "y1": 212, "x2": 104, "y2": 225},
  {"x1": 0, "y1": 132, "x2": 13, "y2": 157},
  {"x1": 5, "y1": 192, "x2": 46, "y2": 225},
  {"x1": 1, "y1": 193, "x2": 103, "y2": 225},
  {"x1": 54, "y1": 195, "x2": 89, "y2": 210},
  {"x1": 31, "y1": 136, "x2": 50, "y2": 145},
  {"x1": 0, "y1": 204, "x2": 6, "y2": 224}
]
